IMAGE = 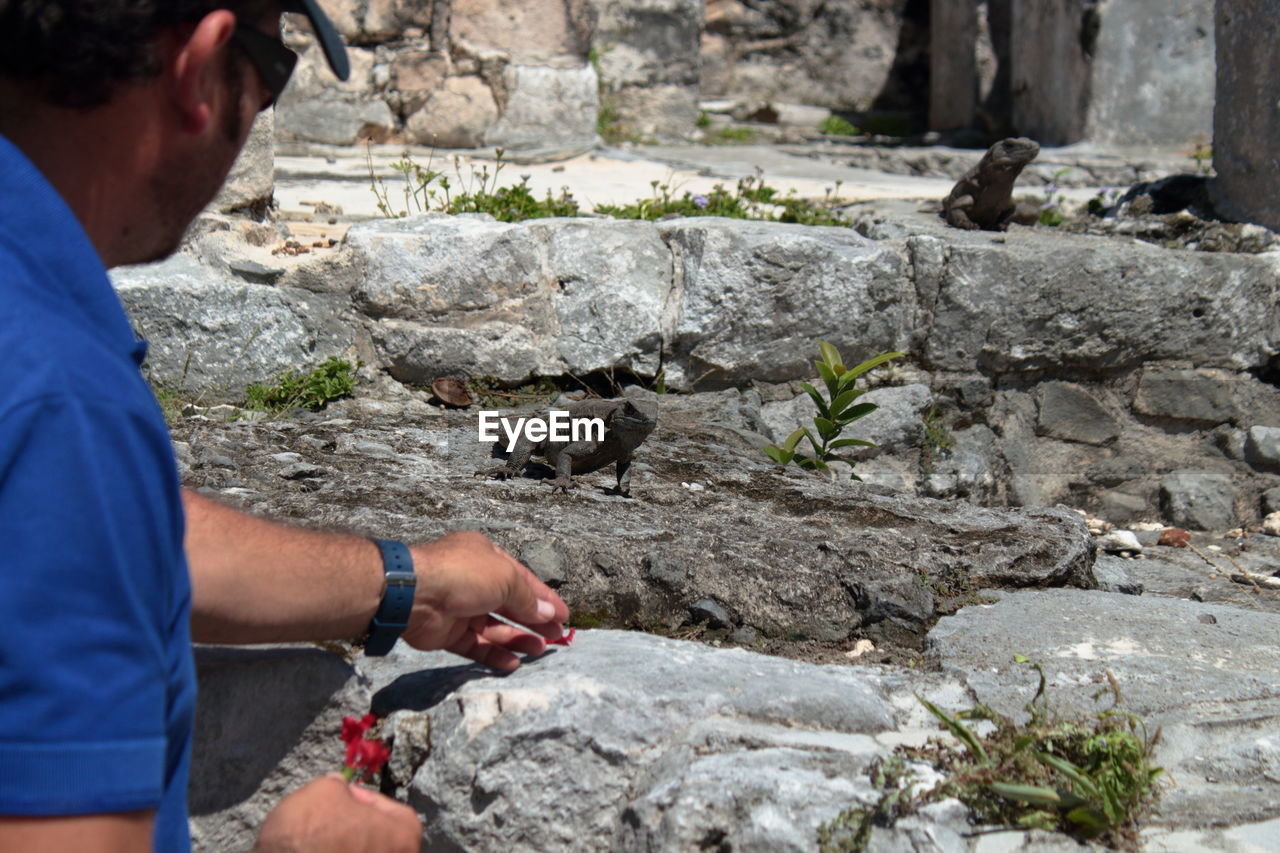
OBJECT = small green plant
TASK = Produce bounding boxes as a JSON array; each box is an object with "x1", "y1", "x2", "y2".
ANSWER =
[
  {"x1": 707, "y1": 125, "x2": 756, "y2": 144},
  {"x1": 244, "y1": 357, "x2": 355, "y2": 415},
  {"x1": 762, "y1": 341, "x2": 903, "y2": 481},
  {"x1": 1038, "y1": 168, "x2": 1072, "y2": 227},
  {"x1": 595, "y1": 173, "x2": 851, "y2": 226},
  {"x1": 818, "y1": 658, "x2": 1163, "y2": 852},
  {"x1": 368, "y1": 147, "x2": 581, "y2": 221},
  {"x1": 920, "y1": 404, "x2": 955, "y2": 476},
  {"x1": 1187, "y1": 139, "x2": 1213, "y2": 175},
  {"x1": 819, "y1": 114, "x2": 860, "y2": 136},
  {"x1": 696, "y1": 109, "x2": 712, "y2": 129}
]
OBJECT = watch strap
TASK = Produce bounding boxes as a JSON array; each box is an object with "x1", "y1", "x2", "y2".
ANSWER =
[{"x1": 364, "y1": 538, "x2": 416, "y2": 656}]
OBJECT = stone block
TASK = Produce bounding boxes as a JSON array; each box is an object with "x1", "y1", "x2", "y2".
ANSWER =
[
  {"x1": 405, "y1": 75, "x2": 499, "y2": 147},
  {"x1": 1210, "y1": 0, "x2": 1280, "y2": 231},
  {"x1": 1036, "y1": 381, "x2": 1121, "y2": 445},
  {"x1": 452, "y1": 0, "x2": 588, "y2": 62},
  {"x1": 1160, "y1": 469, "x2": 1236, "y2": 530},
  {"x1": 1244, "y1": 425, "x2": 1280, "y2": 472},
  {"x1": 484, "y1": 64, "x2": 599, "y2": 152},
  {"x1": 1134, "y1": 368, "x2": 1239, "y2": 425}
]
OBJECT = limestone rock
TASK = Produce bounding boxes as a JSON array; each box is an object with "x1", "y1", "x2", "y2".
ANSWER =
[
  {"x1": 1035, "y1": 381, "x2": 1120, "y2": 445},
  {"x1": 404, "y1": 76, "x2": 499, "y2": 147},
  {"x1": 1160, "y1": 469, "x2": 1237, "y2": 531},
  {"x1": 209, "y1": 111, "x2": 274, "y2": 215},
  {"x1": 659, "y1": 217, "x2": 909, "y2": 388},
  {"x1": 485, "y1": 64, "x2": 599, "y2": 152},
  {"x1": 363, "y1": 631, "x2": 895, "y2": 852},
  {"x1": 1133, "y1": 367, "x2": 1240, "y2": 426},
  {"x1": 928, "y1": 590, "x2": 1280, "y2": 827},
  {"x1": 1244, "y1": 425, "x2": 1280, "y2": 473}
]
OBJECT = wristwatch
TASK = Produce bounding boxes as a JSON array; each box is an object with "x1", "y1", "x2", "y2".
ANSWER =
[{"x1": 364, "y1": 539, "x2": 416, "y2": 656}]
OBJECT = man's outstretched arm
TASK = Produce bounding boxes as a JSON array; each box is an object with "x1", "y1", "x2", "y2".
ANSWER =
[{"x1": 183, "y1": 490, "x2": 569, "y2": 670}]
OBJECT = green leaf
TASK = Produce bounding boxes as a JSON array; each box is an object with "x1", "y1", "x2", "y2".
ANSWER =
[
  {"x1": 1035, "y1": 752, "x2": 1101, "y2": 800},
  {"x1": 782, "y1": 427, "x2": 808, "y2": 453},
  {"x1": 814, "y1": 361, "x2": 840, "y2": 398},
  {"x1": 814, "y1": 417, "x2": 840, "y2": 441},
  {"x1": 837, "y1": 402, "x2": 878, "y2": 423},
  {"x1": 829, "y1": 438, "x2": 876, "y2": 449},
  {"x1": 818, "y1": 339, "x2": 844, "y2": 371},
  {"x1": 1064, "y1": 806, "x2": 1109, "y2": 837},
  {"x1": 846, "y1": 351, "x2": 904, "y2": 381},
  {"x1": 762, "y1": 446, "x2": 792, "y2": 465},
  {"x1": 918, "y1": 696, "x2": 989, "y2": 763},
  {"x1": 829, "y1": 388, "x2": 862, "y2": 419},
  {"x1": 798, "y1": 382, "x2": 830, "y2": 420},
  {"x1": 989, "y1": 783, "x2": 1062, "y2": 806}
]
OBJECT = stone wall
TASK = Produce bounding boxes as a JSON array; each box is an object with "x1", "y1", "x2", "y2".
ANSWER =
[{"x1": 277, "y1": 0, "x2": 601, "y2": 152}]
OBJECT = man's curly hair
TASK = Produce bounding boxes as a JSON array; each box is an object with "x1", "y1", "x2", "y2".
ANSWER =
[{"x1": 0, "y1": 0, "x2": 276, "y2": 108}]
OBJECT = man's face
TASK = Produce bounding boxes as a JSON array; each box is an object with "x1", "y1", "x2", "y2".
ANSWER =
[{"x1": 140, "y1": 13, "x2": 285, "y2": 263}]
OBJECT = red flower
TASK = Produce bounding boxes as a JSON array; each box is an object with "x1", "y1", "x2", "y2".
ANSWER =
[
  {"x1": 546, "y1": 627, "x2": 576, "y2": 646},
  {"x1": 339, "y1": 713, "x2": 389, "y2": 783}
]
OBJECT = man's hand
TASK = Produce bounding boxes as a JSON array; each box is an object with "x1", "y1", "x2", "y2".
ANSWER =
[
  {"x1": 254, "y1": 775, "x2": 420, "y2": 853},
  {"x1": 404, "y1": 531, "x2": 570, "y2": 671}
]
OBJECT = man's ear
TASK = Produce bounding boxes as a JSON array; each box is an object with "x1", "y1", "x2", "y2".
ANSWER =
[{"x1": 170, "y1": 10, "x2": 237, "y2": 135}]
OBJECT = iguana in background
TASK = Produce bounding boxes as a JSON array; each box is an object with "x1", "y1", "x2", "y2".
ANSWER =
[{"x1": 942, "y1": 137, "x2": 1041, "y2": 231}]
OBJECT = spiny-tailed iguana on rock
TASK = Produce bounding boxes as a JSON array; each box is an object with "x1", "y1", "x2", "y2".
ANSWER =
[
  {"x1": 942, "y1": 137, "x2": 1041, "y2": 231},
  {"x1": 477, "y1": 398, "x2": 658, "y2": 496}
]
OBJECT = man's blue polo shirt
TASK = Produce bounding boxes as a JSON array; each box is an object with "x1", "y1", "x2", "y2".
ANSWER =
[{"x1": 0, "y1": 134, "x2": 195, "y2": 851}]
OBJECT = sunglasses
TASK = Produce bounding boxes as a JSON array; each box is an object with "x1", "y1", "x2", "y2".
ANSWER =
[{"x1": 231, "y1": 24, "x2": 298, "y2": 108}]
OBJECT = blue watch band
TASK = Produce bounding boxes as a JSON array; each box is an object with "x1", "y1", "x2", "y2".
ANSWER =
[{"x1": 364, "y1": 539, "x2": 416, "y2": 656}]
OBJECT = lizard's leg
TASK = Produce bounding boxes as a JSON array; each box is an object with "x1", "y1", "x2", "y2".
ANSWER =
[
  {"x1": 944, "y1": 197, "x2": 981, "y2": 230},
  {"x1": 993, "y1": 205, "x2": 1015, "y2": 231},
  {"x1": 476, "y1": 438, "x2": 534, "y2": 481},
  {"x1": 542, "y1": 447, "x2": 578, "y2": 494},
  {"x1": 614, "y1": 454, "x2": 633, "y2": 496}
]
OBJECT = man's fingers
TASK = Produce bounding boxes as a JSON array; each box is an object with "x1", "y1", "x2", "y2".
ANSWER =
[{"x1": 490, "y1": 542, "x2": 570, "y2": 632}]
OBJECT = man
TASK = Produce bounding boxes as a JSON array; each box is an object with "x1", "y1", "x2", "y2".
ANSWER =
[{"x1": 0, "y1": 2, "x2": 570, "y2": 851}]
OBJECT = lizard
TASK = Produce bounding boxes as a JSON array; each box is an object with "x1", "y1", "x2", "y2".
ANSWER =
[
  {"x1": 942, "y1": 137, "x2": 1041, "y2": 231},
  {"x1": 476, "y1": 397, "x2": 658, "y2": 496}
]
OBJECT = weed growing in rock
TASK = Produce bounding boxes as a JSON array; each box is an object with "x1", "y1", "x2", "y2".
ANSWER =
[
  {"x1": 920, "y1": 404, "x2": 955, "y2": 476},
  {"x1": 820, "y1": 114, "x2": 860, "y2": 136},
  {"x1": 244, "y1": 357, "x2": 355, "y2": 415},
  {"x1": 818, "y1": 658, "x2": 1163, "y2": 852},
  {"x1": 1187, "y1": 138, "x2": 1213, "y2": 176},
  {"x1": 595, "y1": 173, "x2": 852, "y2": 226},
  {"x1": 1038, "y1": 168, "x2": 1072, "y2": 227},
  {"x1": 762, "y1": 341, "x2": 902, "y2": 481},
  {"x1": 706, "y1": 125, "x2": 756, "y2": 144},
  {"x1": 368, "y1": 147, "x2": 581, "y2": 221},
  {"x1": 1085, "y1": 186, "x2": 1122, "y2": 216}
]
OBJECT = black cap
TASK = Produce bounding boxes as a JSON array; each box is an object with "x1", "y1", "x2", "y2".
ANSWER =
[{"x1": 280, "y1": 0, "x2": 350, "y2": 80}]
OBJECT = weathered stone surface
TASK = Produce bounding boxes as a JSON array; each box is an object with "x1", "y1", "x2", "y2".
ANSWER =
[
  {"x1": 188, "y1": 646, "x2": 368, "y2": 853},
  {"x1": 173, "y1": 399, "x2": 1095, "y2": 649},
  {"x1": 110, "y1": 255, "x2": 359, "y2": 394},
  {"x1": 404, "y1": 75, "x2": 499, "y2": 147},
  {"x1": 901, "y1": 212, "x2": 1280, "y2": 374},
  {"x1": 451, "y1": 0, "x2": 590, "y2": 62},
  {"x1": 275, "y1": 45, "x2": 394, "y2": 145},
  {"x1": 1160, "y1": 468, "x2": 1237, "y2": 530},
  {"x1": 1085, "y1": 0, "x2": 1215, "y2": 147},
  {"x1": 485, "y1": 64, "x2": 599, "y2": 152},
  {"x1": 660, "y1": 218, "x2": 909, "y2": 387},
  {"x1": 209, "y1": 111, "x2": 273, "y2": 215},
  {"x1": 1210, "y1": 0, "x2": 1280, "y2": 231},
  {"x1": 928, "y1": 590, "x2": 1280, "y2": 827},
  {"x1": 363, "y1": 631, "x2": 893, "y2": 852},
  {"x1": 1134, "y1": 367, "x2": 1240, "y2": 425},
  {"x1": 590, "y1": 0, "x2": 704, "y2": 140},
  {"x1": 1244, "y1": 425, "x2": 1280, "y2": 472},
  {"x1": 1035, "y1": 381, "x2": 1120, "y2": 445},
  {"x1": 700, "y1": 0, "x2": 910, "y2": 113}
]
